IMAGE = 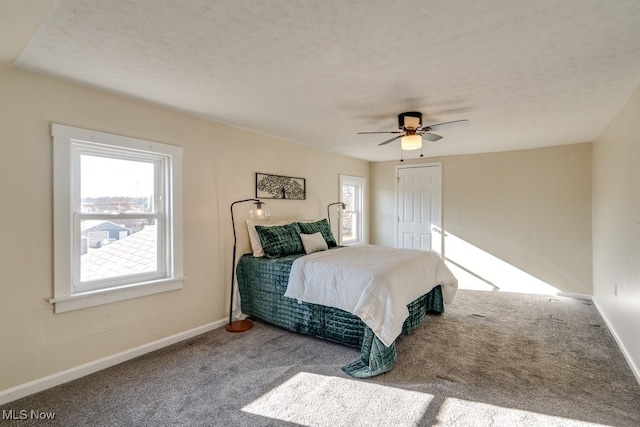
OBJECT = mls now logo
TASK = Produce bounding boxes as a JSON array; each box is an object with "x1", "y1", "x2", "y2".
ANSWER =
[{"x1": 2, "y1": 409, "x2": 56, "y2": 420}]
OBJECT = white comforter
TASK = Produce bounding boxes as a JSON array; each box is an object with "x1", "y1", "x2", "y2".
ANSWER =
[{"x1": 284, "y1": 245, "x2": 458, "y2": 347}]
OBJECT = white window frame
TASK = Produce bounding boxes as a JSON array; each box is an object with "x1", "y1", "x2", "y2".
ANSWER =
[
  {"x1": 51, "y1": 124, "x2": 184, "y2": 313},
  {"x1": 339, "y1": 174, "x2": 366, "y2": 246}
]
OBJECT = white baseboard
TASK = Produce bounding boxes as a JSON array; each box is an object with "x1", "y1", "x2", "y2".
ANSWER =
[
  {"x1": 556, "y1": 291, "x2": 592, "y2": 300},
  {"x1": 592, "y1": 297, "x2": 640, "y2": 386},
  {"x1": 0, "y1": 319, "x2": 226, "y2": 406}
]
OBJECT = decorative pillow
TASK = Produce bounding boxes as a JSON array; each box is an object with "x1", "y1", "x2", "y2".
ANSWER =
[
  {"x1": 297, "y1": 219, "x2": 336, "y2": 247},
  {"x1": 246, "y1": 219, "x2": 288, "y2": 257},
  {"x1": 255, "y1": 223, "x2": 304, "y2": 258},
  {"x1": 300, "y1": 232, "x2": 328, "y2": 254}
]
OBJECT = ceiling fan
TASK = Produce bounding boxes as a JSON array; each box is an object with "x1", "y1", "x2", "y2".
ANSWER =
[{"x1": 358, "y1": 112, "x2": 468, "y2": 150}]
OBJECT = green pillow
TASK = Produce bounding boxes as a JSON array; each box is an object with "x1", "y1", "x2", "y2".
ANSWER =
[
  {"x1": 297, "y1": 219, "x2": 336, "y2": 247},
  {"x1": 255, "y1": 223, "x2": 304, "y2": 258}
]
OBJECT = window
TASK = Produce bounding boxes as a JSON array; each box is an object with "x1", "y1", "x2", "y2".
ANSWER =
[
  {"x1": 339, "y1": 175, "x2": 366, "y2": 245},
  {"x1": 51, "y1": 124, "x2": 183, "y2": 313}
]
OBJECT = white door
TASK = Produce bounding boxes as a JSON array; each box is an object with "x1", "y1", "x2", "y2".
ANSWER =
[{"x1": 396, "y1": 163, "x2": 442, "y2": 254}]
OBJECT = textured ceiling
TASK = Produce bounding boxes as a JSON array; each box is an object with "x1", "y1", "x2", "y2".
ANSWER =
[{"x1": 8, "y1": 0, "x2": 640, "y2": 161}]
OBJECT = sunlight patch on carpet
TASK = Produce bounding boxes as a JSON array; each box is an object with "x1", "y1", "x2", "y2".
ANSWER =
[
  {"x1": 437, "y1": 397, "x2": 608, "y2": 426},
  {"x1": 242, "y1": 372, "x2": 433, "y2": 426}
]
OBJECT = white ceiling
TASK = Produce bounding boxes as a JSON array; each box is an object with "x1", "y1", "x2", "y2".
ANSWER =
[{"x1": 5, "y1": 0, "x2": 640, "y2": 161}]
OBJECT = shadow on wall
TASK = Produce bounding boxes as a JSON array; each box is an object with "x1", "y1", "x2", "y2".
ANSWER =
[{"x1": 444, "y1": 231, "x2": 560, "y2": 295}]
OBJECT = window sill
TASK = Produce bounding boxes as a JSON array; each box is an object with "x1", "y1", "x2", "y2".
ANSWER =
[
  {"x1": 341, "y1": 241, "x2": 365, "y2": 247},
  {"x1": 49, "y1": 278, "x2": 184, "y2": 313}
]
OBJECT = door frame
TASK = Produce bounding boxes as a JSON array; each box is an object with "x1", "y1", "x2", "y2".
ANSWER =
[{"x1": 394, "y1": 162, "x2": 443, "y2": 255}]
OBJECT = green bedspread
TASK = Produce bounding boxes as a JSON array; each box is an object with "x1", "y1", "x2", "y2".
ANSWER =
[{"x1": 236, "y1": 251, "x2": 444, "y2": 378}]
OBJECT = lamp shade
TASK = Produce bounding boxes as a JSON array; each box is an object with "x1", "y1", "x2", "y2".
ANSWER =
[
  {"x1": 401, "y1": 134, "x2": 422, "y2": 150},
  {"x1": 250, "y1": 201, "x2": 271, "y2": 221},
  {"x1": 326, "y1": 202, "x2": 345, "y2": 225}
]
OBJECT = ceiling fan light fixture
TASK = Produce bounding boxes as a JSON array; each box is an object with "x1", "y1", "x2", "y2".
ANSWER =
[{"x1": 401, "y1": 134, "x2": 422, "y2": 150}]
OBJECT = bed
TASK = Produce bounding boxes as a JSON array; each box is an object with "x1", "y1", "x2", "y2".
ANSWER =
[{"x1": 236, "y1": 219, "x2": 458, "y2": 378}]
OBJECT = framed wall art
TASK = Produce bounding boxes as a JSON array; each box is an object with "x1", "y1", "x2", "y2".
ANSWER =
[{"x1": 255, "y1": 173, "x2": 306, "y2": 200}]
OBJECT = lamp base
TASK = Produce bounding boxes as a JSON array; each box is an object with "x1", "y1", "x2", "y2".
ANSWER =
[{"x1": 226, "y1": 319, "x2": 253, "y2": 333}]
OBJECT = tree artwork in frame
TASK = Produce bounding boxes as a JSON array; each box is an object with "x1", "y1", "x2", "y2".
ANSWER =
[{"x1": 255, "y1": 173, "x2": 306, "y2": 200}]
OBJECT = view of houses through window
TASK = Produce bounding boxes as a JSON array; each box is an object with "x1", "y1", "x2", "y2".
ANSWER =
[{"x1": 79, "y1": 154, "x2": 159, "y2": 284}]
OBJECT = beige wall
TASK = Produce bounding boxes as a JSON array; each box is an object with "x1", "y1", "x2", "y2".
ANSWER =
[
  {"x1": 371, "y1": 143, "x2": 593, "y2": 295},
  {"x1": 0, "y1": 68, "x2": 369, "y2": 393},
  {"x1": 592, "y1": 85, "x2": 640, "y2": 382}
]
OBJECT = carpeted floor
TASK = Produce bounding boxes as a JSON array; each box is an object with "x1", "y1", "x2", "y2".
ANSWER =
[{"x1": 2, "y1": 290, "x2": 640, "y2": 426}]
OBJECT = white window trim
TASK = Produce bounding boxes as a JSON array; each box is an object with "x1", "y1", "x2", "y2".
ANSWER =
[
  {"x1": 51, "y1": 124, "x2": 184, "y2": 313},
  {"x1": 339, "y1": 174, "x2": 366, "y2": 246}
]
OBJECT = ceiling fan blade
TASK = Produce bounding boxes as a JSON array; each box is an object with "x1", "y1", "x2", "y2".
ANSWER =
[
  {"x1": 378, "y1": 135, "x2": 403, "y2": 146},
  {"x1": 420, "y1": 132, "x2": 443, "y2": 142},
  {"x1": 423, "y1": 119, "x2": 469, "y2": 132},
  {"x1": 357, "y1": 131, "x2": 403, "y2": 135}
]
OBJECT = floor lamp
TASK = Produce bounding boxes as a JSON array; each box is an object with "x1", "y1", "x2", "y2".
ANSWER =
[{"x1": 227, "y1": 198, "x2": 271, "y2": 333}]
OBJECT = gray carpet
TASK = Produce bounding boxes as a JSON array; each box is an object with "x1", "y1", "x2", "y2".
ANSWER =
[{"x1": 2, "y1": 290, "x2": 640, "y2": 426}]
